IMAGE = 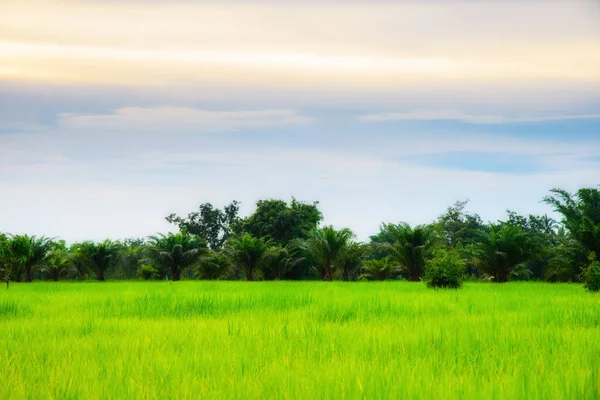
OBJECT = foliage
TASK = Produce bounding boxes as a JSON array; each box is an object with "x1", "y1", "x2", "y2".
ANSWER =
[
  {"x1": 424, "y1": 249, "x2": 466, "y2": 289},
  {"x1": 582, "y1": 253, "x2": 600, "y2": 292},
  {"x1": 143, "y1": 233, "x2": 206, "y2": 281},
  {"x1": 360, "y1": 257, "x2": 398, "y2": 281},
  {"x1": 76, "y1": 240, "x2": 120, "y2": 281},
  {"x1": 236, "y1": 198, "x2": 322, "y2": 245},
  {"x1": 196, "y1": 252, "x2": 233, "y2": 280},
  {"x1": 543, "y1": 187, "x2": 600, "y2": 277},
  {"x1": 377, "y1": 223, "x2": 439, "y2": 281},
  {"x1": 435, "y1": 200, "x2": 486, "y2": 247},
  {"x1": 470, "y1": 224, "x2": 537, "y2": 282},
  {"x1": 261, "y1": 246, "x2": 303, "y2": 280},
  {"x1": 224, "y1": 233, "x2": 271, "y2": 281},
  {"x1": 338, "y1": 242, "x2": 365, "y2": 281},
  {"x1": 295, "y1": 226, "x2": 355, "y2": 280},
  {"x1": 41, "y1": 249, "x2": 75, "y2": 281},
  {"x1": 166, "y1": 201, "x2": 240, "y2": 250}
]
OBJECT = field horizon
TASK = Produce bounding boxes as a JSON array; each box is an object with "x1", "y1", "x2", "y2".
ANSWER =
[{"x1": 1, "y1": 281, "x2": 599, "y2": 399}]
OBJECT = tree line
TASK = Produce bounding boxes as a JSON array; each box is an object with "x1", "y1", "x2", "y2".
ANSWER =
[{"x1": 1, "y1": 188, "x2": 599, "y2": 290}]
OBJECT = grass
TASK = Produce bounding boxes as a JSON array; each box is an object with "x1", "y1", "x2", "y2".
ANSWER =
[{"x1": 0, "y1": 281, "x2": 599, "y2": 399}]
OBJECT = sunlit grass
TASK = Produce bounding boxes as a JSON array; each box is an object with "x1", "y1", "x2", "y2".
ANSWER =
[{"x1": 1, "y1": 281, "x2": 599, "y2": 399}]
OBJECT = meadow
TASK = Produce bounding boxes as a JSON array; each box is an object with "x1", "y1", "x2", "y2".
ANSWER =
[{"x1": 1, "y1": 281, "x2": 599, "y2": 399}]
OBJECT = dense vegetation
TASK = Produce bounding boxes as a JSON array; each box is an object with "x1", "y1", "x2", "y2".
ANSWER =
[
  {"x1": 1, "y1": 282, "x2": 599, "y2": 399},
  {"x1": 1, "y1": 188, "x2": 600, "y2": 290}
]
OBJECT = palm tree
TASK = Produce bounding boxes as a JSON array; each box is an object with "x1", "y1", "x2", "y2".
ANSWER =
[
  {"x1": 360, "y1": 257, "x2": 398, "y2": 281},
  {"x1": 78, "y1": 240, "x2": 120, "y2": 281},
  {"x1": 261, "y1": 245, "x2": 305, "y2": 280},
  {"x1": 22, "y1": 236, "x2": 54, "y2": 282},
  {"x1": 197, "y1": 251, "x2": 233, "y2": 280},
  {"x1": 144, "y1": 233, "x2": 205, "y2": 281},
  {"x1": 41, "y1": 249, "x2": 75, "y2": 281},
  {"x1": 381, "y1": 223, "x2": 438, "y2": 282},
  {"x1": 224, "y1": 233, "x2": 271, "y2": 281},
  {"x1": 470, "y1": 224, "x2": 536, "y2": 282},
  {"x1": 338, "y1": 242, "x2": 365, "y2": 281},
  {"x1": 296, "y1": 226, "x2": 354, "y2": 281}
]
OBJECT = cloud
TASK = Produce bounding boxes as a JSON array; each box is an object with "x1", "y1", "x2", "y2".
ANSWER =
[
  {"x1": 359, "y1": 110, "x2": 600, "y2": 124},
  {"x1": 58, "y1": 107, "x2": 313, "y2": 132}
]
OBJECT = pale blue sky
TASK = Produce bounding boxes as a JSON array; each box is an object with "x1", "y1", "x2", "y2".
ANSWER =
[{"x1": 1, "y1": 0, "x2": 599, "y2": 242}]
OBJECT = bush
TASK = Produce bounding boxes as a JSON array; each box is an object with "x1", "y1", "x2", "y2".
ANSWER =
[
  {"x1": 424, "y1": 249, "x2": 466, "y2": 289},
  {"x1": 137, "y1": 264, "x2": 160, "y2": 280},
  {"x1": 583, "y1": 253, "x2": 600, "y2": 292}
]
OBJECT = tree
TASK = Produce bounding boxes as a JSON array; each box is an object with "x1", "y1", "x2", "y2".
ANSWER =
[
  {"x1": 295, "y1": 226, "x2": 355, "y2": 281},
  {"x1": 196, "y1": 251, "x2": 233, "y2": 280},
  {"x1": 144, "y1": 233, "x2": 206, "y2": 281},
  {"x1": 77, "y1": 240, "x2": 120, "y2": 281},
  {"x1": 237, "y1": 198, "x2": 323, "y2": 245},
  {"x1": 166, "y1": 201, "x2": 240, "y2": 250},
  {"x1": 338, "y1": 242, "x2": 365, "y2": 281},
  {"x1": 11, "y1": 235, "x2": 54, "y2": 282},
  {"x1": 424, "y1": 249, "x2": 466, "y2": 289},
  {"x1": 224, "y1": 233, "x2": 271, "y2": 281},
  {"x1": 543, "y1": 187, "x2": 600, "y2": 270},
  {"x1": 377, "y1": 223, "x2": 439, "y2": 282},
  {"x1": 360, "y1": 257, "x2": 398, "y2": 281},
  {"x1": 41, "y1": 249, "x2": 74, "y2": 281},
  {"x1": 470, "y1": 224, "x2": 537, "y2": 282},
  {"x1": 436, "y1": 200, "x2": 486, "y2": 247},
  {"x1": 261, "y1": 245, "x2": 305, "y2": 280}
]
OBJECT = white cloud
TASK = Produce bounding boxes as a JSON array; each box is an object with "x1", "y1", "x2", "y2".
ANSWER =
[
  {"x1": 58, "y1": 107, "x2": 313, "y2": 132},
  {"x1": 359, "y1": 110, "x2": 600, "y2": 124}
]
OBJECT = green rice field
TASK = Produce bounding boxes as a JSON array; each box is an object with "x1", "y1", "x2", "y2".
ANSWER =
[{"x1": 1, "y1": 281, "x2": 599, "y2": 399}]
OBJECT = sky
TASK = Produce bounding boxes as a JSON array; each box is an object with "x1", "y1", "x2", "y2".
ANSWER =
[{"x1": 1, "y1": 0, "x2": 599, "y2": 243}]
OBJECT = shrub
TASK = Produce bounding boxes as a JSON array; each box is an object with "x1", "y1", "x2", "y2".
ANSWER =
[
  {"x1": 583, "y1": 253, "x2": 600, "y2": 292},
  {"x1": 424, "y1": 249, "x2": 465, "y2": 289},
  {"x1": 138, "y1": 264, "x2": 160, "y2": 280}
]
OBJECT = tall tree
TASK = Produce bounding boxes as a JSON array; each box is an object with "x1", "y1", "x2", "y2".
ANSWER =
[
  {"x1": 436, "y1": 200, "x2": 486, "y2": 247},
  {"x1": 21, "y1": 236, "x2": 54, "y2": 282},
  {"x1": 543, "y1": 187, "x2": 600, "y2": 259},
  {"x1": 77, "y1": 240, "x2": 120, "y2": 281},
  {"x1": 166, "y1": 201, "x2": 240, "y2": 250},
  {"x1": 41, "y1": 249, "x2": 74, "y2": 281},
  {"x1": 237, "y1": 198, "x2": 323, "y2": 245},
  {"x1": 377, "y1": 223, "x2": 439, "y2": 282},
  {"x1": 296, "y1": 226, "x2": 355, "y2": 281},
  {"x1": 224, "y1": 233, "x2": 271, "y2": 281},
  {"x1": 470, "y1": 224, "x2": 537, "y2": 282},
  {"x1": 144, "y1": 233, "x2": 206, "y2": 281}
]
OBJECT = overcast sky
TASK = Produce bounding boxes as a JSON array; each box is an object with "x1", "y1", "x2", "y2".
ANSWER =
[{"x1": 1, "y1": 0, "x2": 599, "y2": 242}]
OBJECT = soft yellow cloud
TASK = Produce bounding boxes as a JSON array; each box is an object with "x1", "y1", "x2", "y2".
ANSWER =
[{"x1": 1, "y1": 1, "x2": 599, "y2": 87}]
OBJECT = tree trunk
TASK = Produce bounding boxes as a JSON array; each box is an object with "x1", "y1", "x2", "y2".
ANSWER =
[
  {"x1": 97, "y1": 267, "x2": 105, "y2": 281},
  {"x1": 172, "y1": 268, "x2": 181, "y2": 281},
  {"x1": 25, "y1": 267, "x2": 33, "y2": 282},
  {"x1": 246, "y1": 267, "x2": 254, "y2": 281},
  {"x1": 493, "y1": 272, "x2": 508, "y2": 283}
]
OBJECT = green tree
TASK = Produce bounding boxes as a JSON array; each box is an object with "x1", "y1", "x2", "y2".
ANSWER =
[
  {"x1": 360, "y1": 257, "x2": 398, "y2": 281},
  {"x1": 470, "y1": 224, "x2": 536, "y2": 282},
  {"x1": 377, "y1": 223, "x2": 439, "y2": 282},
  {"x1": 224, "y1": 233, "x2": 271, "y2": 281},
  {"x1": 338, "y1": 242, "x2": 365, "y2": 281},
  {"x1": 144, "y1": 233, "x2": 206, "y2": 281},
  {"x1": 237, "y1": 198, "x2": 323, "y2": 245},
  {"x1": 424, "y1": 249, "x2": 466, "y2": 289},
  {"x1": 196, "y1": 251, "x2": 233, "y2": 280},
  {"x1": 166, "y1": 201, "x2": 240, "y2": 250},
  {"x1": 296, "y1": 226, "x2": 355, "y2": 281},
  {"x1": 543, "y1": 187, "x2": 600, "y2": 276},
  {"x1": 436, "y1": 200, "x2": 486, "y2": 247},
  {"x1": 261, "y1": 245, "x2": 306, "y2": 280},
  {"x1": 41, "y1": 249, "x2": 74, "y2": 281},
  {"x1": 77, "y1": 240, "x2": 120, "y2": 281},
  {"x1": 582, "y1": 253, "x2": 600, "y2": 292}
]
